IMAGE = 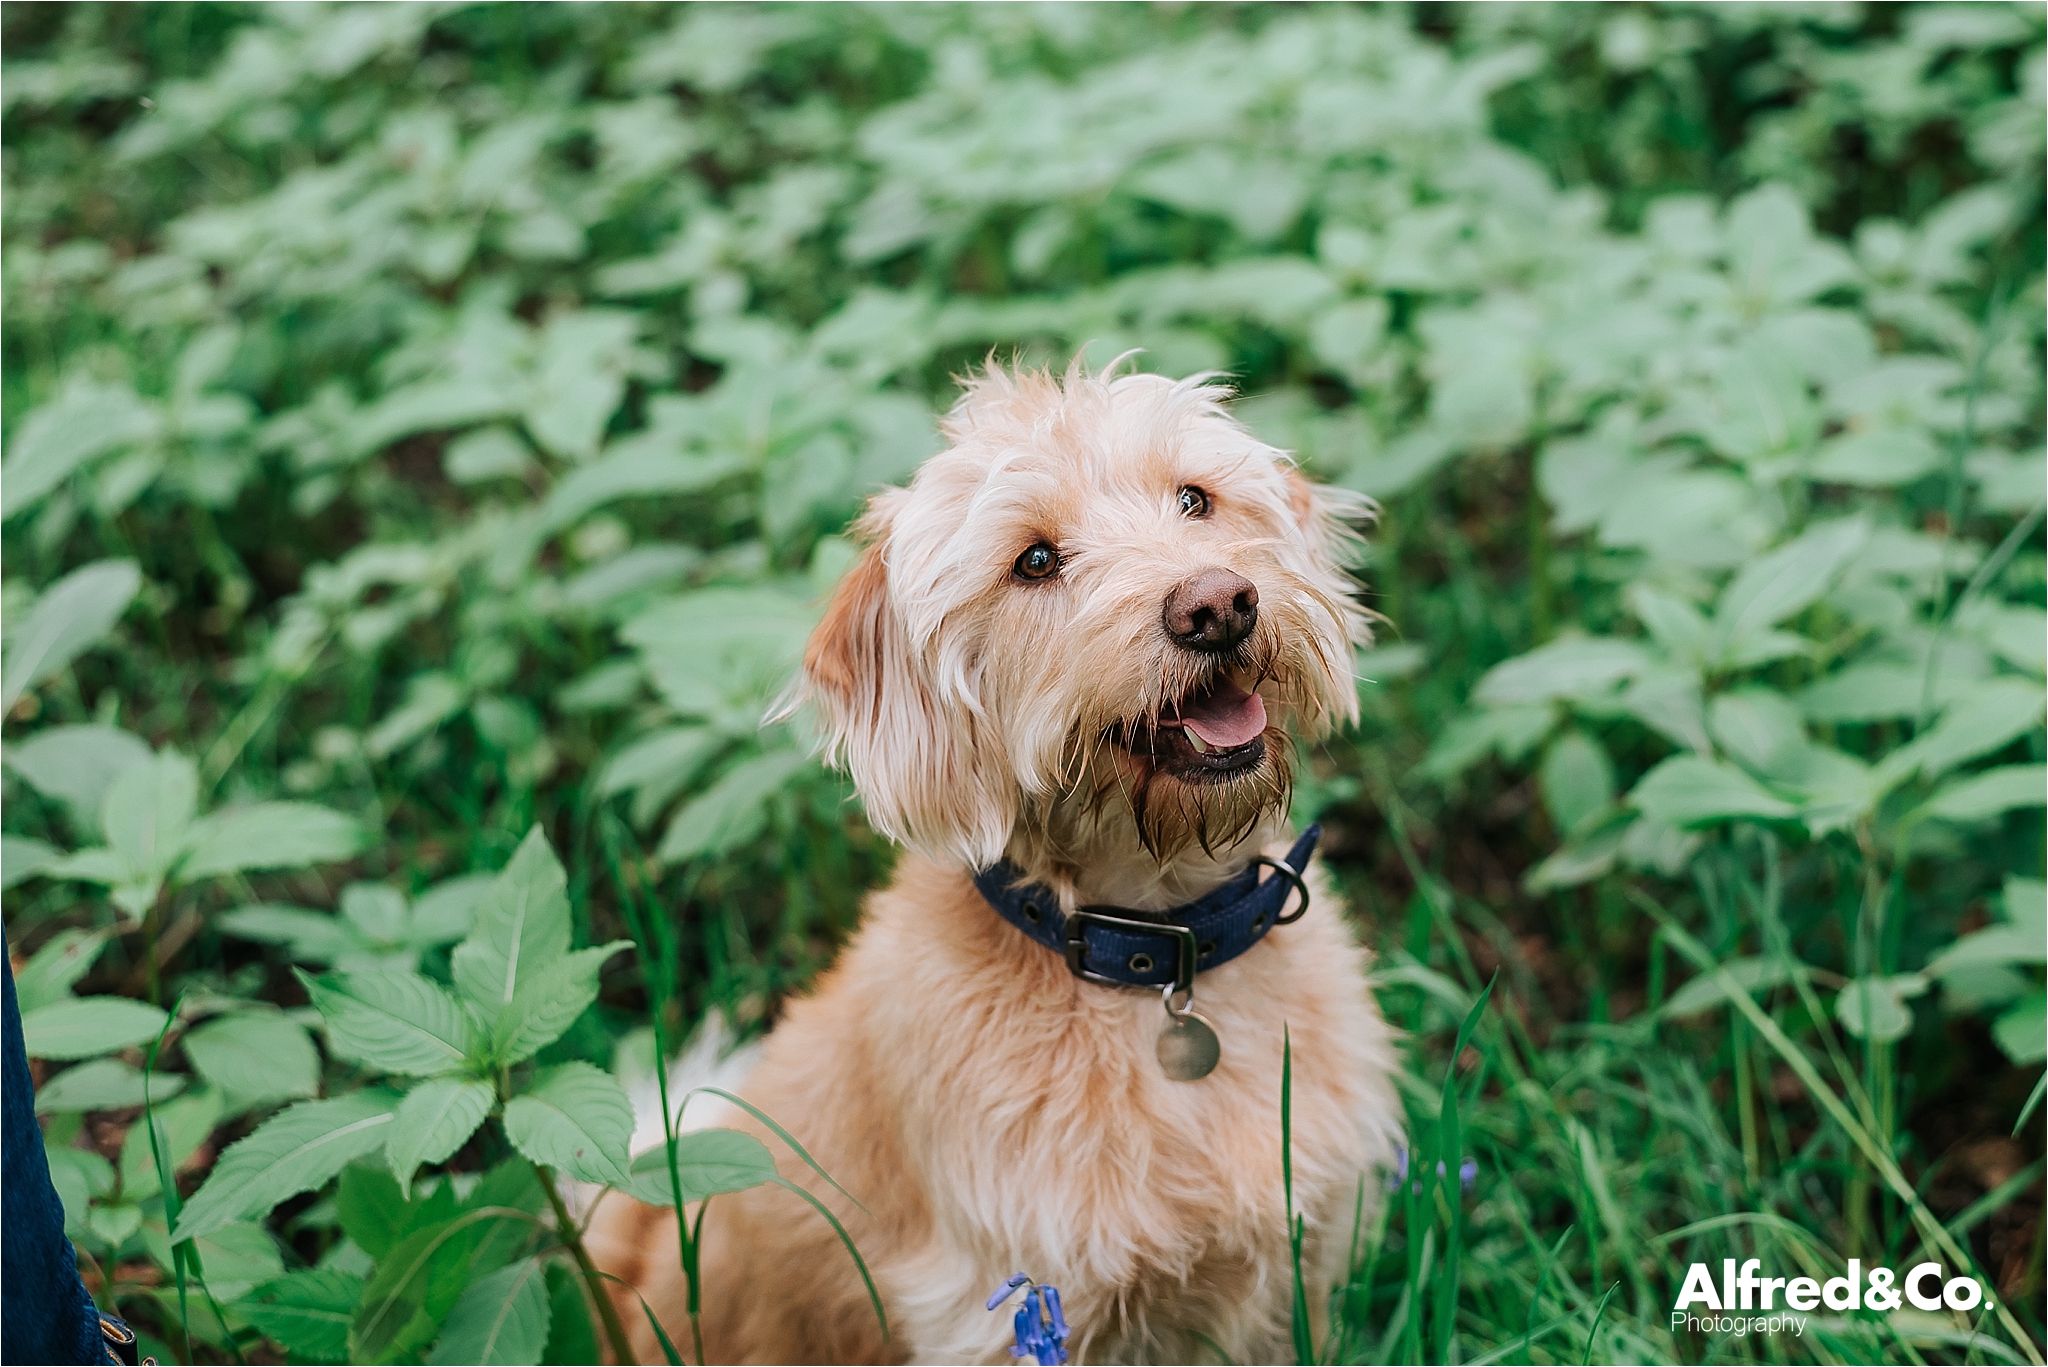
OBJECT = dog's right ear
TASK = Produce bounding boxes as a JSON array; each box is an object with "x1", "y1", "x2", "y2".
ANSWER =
[{"x1": 796, "y1": 533, "x2": 1015, "y2": 868}]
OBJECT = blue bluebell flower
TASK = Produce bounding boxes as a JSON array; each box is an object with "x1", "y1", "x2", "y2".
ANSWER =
[
  {"x1": 1384, "y1": 1147, "x2": 1479, "y2": 1194},
  {"x1": 988, "y1": 1274, "x2": 1070, "y2": 1365}
]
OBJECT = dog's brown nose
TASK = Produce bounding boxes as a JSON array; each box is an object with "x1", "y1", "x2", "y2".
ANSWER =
[{"x1": 1163, "y1": 568, "x2": 1259, "y2": 653}]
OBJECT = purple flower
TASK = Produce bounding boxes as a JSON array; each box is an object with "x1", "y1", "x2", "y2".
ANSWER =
[
  {"x1": 1383, "y1": 1148, "x2": 1478, "y2": 1195},
  {"x1": 987, "y1": 1273, "x2": 1030, "y2": 1312},
  {"x1": 989, "y1": 1274, "x2": 1070, "y2": 1365}
]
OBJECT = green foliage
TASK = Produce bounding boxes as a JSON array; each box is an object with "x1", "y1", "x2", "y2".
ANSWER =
[{"x1": 4, "y1": 3, "x2": 2042, "y2": 1363}]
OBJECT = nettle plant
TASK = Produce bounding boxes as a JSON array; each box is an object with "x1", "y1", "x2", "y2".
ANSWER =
[
  {"x1": 154, "y1": 826, "x2": 874, "y2": 1367},
  {"x1": 1422, "y1": 183, "x2": 2046, "y2": 1218},
  {"x1": 7, "y1": 724, "x2": 366, "y2": 1001}
]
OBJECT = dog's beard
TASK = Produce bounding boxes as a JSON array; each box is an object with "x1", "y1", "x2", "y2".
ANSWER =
[
  {"x1": 1108, "y1": 733, "x2": 1293, "y2": 861},
  {"x1": 1062, "y1": 638, "x2": 1306, "y2": 863}
]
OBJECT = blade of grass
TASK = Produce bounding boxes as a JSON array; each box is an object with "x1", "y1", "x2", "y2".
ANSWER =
[
  {"x1": 603, "y1": 810, "x2": 702, "y2": 1364},
  {"x1": 686, "y1": 1086, "x2": 870, "y2": 1218},
  {"x1": 1520, "y1": 1224, "x2": 1575, "y2": 1364},
  {"x1": 1946, "y1": 1158, "x2": 2046, "y2": 1240},
  {"x1": 2015, "y1": 1072, "x2": 2045, "y2": 1136},
  {"x1": 142, "y1": 1000, "x2": 194, "y2": 1365},
  {"x1": 1433, "y1": 1070, "x2": 1463, "y2": 1363},
  {"x1": 1580, "y1": 1281, "x2": 1619, "y2": 1366},
  {"x1": 1283, "y1": 1025, "x2": 1312, "y2": 1364},
  {"x1": 1634, "y1": 891, "x2": 2046, "y2": 1365},
  {"x1": 767, "y1": 1175, "x2": 888, "y2": 1340},
  {"x1": 1470, "y1": 1310, "x2": 1580, "y2": 1366},
  {"x1": 1649, "y1": 1213, "x2": 1835, "y2": 1283},
  {"x1": 594, "y1": 1270, "x2": 687, "y2": 1367}
]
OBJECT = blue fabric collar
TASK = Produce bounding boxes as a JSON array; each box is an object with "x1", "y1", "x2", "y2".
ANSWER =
[{"x1": 972, "y1": 825, "x2": 1320, "y2": 991}]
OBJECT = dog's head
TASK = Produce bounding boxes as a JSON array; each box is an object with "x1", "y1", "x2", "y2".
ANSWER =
[{"x1": 792, "y1": 360, "x2": 1369, "y2": 875}]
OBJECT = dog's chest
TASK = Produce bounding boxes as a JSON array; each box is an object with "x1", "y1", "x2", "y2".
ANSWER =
[{"x1": 883, "y1": 951, "x2": 1375, "y2": 1357}]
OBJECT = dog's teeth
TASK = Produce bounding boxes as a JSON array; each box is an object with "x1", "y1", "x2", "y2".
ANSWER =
[{"x1": 1187, "y1": 730, "x2": 1210, "y2": 755}]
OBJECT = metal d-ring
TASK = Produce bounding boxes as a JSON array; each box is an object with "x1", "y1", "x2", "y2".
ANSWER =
[
  {"x1": 1253, "y1": 855, "x2": 1311, "y2": 925},
  {"x1": 1162, "y1": 980, "x2": 1197, "y2": 1021}
]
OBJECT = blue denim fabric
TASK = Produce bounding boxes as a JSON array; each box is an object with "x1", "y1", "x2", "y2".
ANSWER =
[{"x1": 3, "y1": 927, "x2": 128, "y2": 1365}]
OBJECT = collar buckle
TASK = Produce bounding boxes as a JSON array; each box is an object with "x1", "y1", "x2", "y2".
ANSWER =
[{"x1": 1064, "y1": 908, "x2": 1198, "y2": 994}]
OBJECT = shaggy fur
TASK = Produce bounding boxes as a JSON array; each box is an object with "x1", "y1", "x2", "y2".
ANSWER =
[{"x1": 588, "y1": 361, "x2": 1402, "y2": 1364}]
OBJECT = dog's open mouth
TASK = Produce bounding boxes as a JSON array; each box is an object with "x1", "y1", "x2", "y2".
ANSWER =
[{"x1": 1114, "y1": 670, "x2": 1269, "y2": 781}]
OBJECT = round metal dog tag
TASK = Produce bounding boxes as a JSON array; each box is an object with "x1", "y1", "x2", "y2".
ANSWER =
[{"x1": 1157, "y1": 1011, "x2": 1221, "y2": 1081}]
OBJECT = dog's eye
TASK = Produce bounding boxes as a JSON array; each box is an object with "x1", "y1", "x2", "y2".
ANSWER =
[
  {"x1": 1013, "y1": 542, "x2": 1060, "y2": 581},
  {"x1": 1178, "y1": 485, "x2": 1212, "y2": 518}
]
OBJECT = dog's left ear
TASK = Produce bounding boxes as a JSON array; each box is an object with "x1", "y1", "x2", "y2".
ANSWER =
[
  {"x1": 1282, "y1": 466, "x2": 1371, "y2": 582},
  {"x1": 793, "y1": 515, "x2": 1017, "y2": 868},
  {"x1": 1279, "y1": 465, "x2": 1373, "y2": 732}
]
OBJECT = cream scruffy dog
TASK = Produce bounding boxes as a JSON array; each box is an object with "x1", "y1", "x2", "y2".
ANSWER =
[{"x1": 590, "y1": 361, "x2": 1401, "y2": 1364}]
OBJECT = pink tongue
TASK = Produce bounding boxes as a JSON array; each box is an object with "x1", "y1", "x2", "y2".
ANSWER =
[{"x1": 1178, "y1": 681, "x2": 1267, "y2": 749}]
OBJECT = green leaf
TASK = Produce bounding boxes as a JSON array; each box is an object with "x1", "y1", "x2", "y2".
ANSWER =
[
  {"x1": 623, "y1": 1127, "x2": 779, "y2": 1207},
  {"x1": 1835, "y1": 975, "x2": 1928, "y2": 1043},
  {"x1": 537, "y1": 449, "x2": 740, "y2": 536},
  {"x1": 1420, "y1": 705, "x2": 1555, "y2": 782},
  {"x1": 1800, "y1": 653, "x2": 1992, "y2": 721},
  {"x1": 1885, "y1": 680, "x2": 2046, "y2": 786},
  {"x1": 1807, "y1": 428, "x2": 1943, "y2": 487},
  {"x1": 491, "y1": 942, "x2": 632, "y2": 1065},
  {"x1": 1917, "y1": 764, "x2": 2048, "y2": 824},
  {"x1": 2, "y1": 724, "x2": 152, "y2": 830},
  {"x1": 1709, "y1": 518, "x2": 1868, "y2": 662},
  {"x1": 237, "y1": 1270, "x2": 366, "y2": 1362},
  {"x1": 1537, "y1": 731, "x2": 1614, "y2": 839},
  {"x1": 429, "y1": 1257, "x2": 552, "y2": 1366},
  {"x1": 1522, "y1": 822, "x2": 1628, "y2": 895},
  {"x1": 1928, "y1": 925, "x2": 2048, "y2": 977},
  {"x1": 20, "y1": 995, "x2": 169, "y2": 1060},
  {"x1": 621, "y1": 586, "x2": 819, "y2": 717},
  {"x1": 174, "y1": 1091, "x2": 398, "y2": 1243},
  {"x1": 410, "y1": 874, "x2": 495, "y2": 946},
  {"x1": 1958, "y1": 600, "x2": 2047, "y2": 678},
  {"x1": 301, "y1": 969, "x2": 480, "y2": 1077},
  {"x1": 338, "y1": 1164, "x2": 426, "y2": 1260},
  {"x1": 46, "y1": 1144, "x2": 112, "y2": 1230},
  {"x1": 2004, "y1": 876, "x2": 2047, "y2": 940},
  {"x1": 542, "y1": 1263, "x2": 600, "y2": 1366},
  {"x1": 1992, "y1": 994, "x2": 2047, "y2": 1066},
  {"x1": 181, "y1": 1012, "x2": 322, "y2": 1109},
  {"x1": 1708, "y1": 689, "x2": 1809, "y2": 777},
  {"x1": 0, "y1": 834, "x2": 60, "y2": 889},
  {"x1": 1628, "y1": 756, "x2": 1798, "y2": 828},
  {"x1": 1, "y1": 379, "x2": 160, "y2": 518},
  {"x1": 139, "y1": 1218, "x2": 285, "y2": 1300},
  {"x1": 87, "y1": 1201, "x2": 144, "y2": 1250},
  {"x1": 342, "y1": 883, "x2": 410, "y2": 943},
  {"x1": 452, "y1": 827, "x2": 572, "y2": 1015},
  {"x1": 1626, "y1": 584, "x2": 1713, "y2": 668},
  {"x1": 1, "y1": 558, "x2": 143, "y2": 710},
  {"x1": 1662, "y1": 956, "x2": 1812, "y2": 1018},
  {"x1": 99, "y1": 750, "x2": 198, "y2": 880},
  {"x1": 121, "y1": 1086, "x2": 225, "y2": 1200},
  {"x1": 345, "y1": 1163, "x2": 541, "y2": 1363},
  {"x1": 388, "y1": 1078, "x2": 495, "y2": 1199},
  {"x1": 178, "y1": 802, "x2": 366, "y2": 881},
  {"x1": 1473, "y1": 637, "x2": 1650, "y2": 707},
  {"x1": 657, "y1": 748, "x2": 811, "y2": 864},
  {"x1": 218, "y1": 904, "x2": 364, "y2": 963},
  {"x1": 502, "y1": 1062, "x2": 634, "y2": 1187},
  {"x1": 12, "y1": 928, "x2": 108, "y2": 1012},
  {"x1": 35, "y1": 1057, "x2": 185, "y2": 1113},
  {"x1": 597, "y1": 725, "x2": 724, "y2": 828},
  {"x1": 366, "y1": 672, "x2": 469, "y2": 759}
]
